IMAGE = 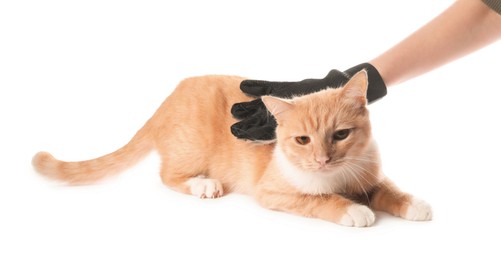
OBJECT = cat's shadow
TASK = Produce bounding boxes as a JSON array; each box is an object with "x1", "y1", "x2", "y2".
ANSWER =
[
  {"x1": 374, "y1": 211, "x2": 425, "y2": 226},
  {"x1": 373, "y1": 211, "x2": 395, "y2": 226}
]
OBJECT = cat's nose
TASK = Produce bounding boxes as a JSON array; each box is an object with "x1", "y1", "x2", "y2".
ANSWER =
[{"x1": 315, "y1": 156, "x2": 331, "y2": 167}]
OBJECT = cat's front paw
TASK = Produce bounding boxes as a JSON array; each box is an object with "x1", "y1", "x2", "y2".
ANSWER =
[
  {"x1": 403, "y1": 198, "x2": 432, "y2": 221},
  {"x1": 339, "y1": 204, "x2": 375, "y2": 227}
]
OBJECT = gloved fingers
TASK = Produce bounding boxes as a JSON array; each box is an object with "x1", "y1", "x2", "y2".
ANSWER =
[
  {"x1": 240, "y1": 79, "x2": 275, "y2": 97},
  {"x1": 231, "y1": 99, "x2": 266, "y2": 119},
  {"x1": 295, "y1": 69, "x2": 346, "y2": 89},
  {"x1": 323, "y1": 69, "x2": 348, "y2": 79},
  {"x1": 231, "y1": 122, "x2": 277, "y2": 141},
  {"x1": 240, "y1": 79, "x2": 297, "y2": 97},
  {"x1": 230, "y1": 113, "x2": 277, "y2": 141},
  {"x1": 323, "y1": 69, "x2": 350, "y2": 87},
  {"x1": 244, "y1": 124, "x2": 277, "y2": 142}
]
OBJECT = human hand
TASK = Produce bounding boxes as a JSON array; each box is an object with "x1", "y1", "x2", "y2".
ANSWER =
[{"x1": 230, "y1": 63, "x2": 387, "y2": 142}]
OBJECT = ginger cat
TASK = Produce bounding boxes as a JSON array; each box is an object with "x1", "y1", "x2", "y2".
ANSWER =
[{"x1": 32, "y1": 70, "x2": 432, "y2": 227}]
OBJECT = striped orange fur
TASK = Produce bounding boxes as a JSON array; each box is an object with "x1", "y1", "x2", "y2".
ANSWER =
[{"x1": 33, "y1": 71, "x2": 432, "y2": 227}]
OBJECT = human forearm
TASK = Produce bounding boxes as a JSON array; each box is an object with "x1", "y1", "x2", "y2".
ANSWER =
[{"x1": 371, "y1": 0, "x2": 501, "y2": 87}]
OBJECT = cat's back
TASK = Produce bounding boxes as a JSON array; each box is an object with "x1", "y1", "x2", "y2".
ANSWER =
[
  {"x1": 150, "y1": 75, "x2": 252, "y2": 136},
  {"x1": 174, "y1": 75, "x2": 248, "y2": 103},
  {"x1": 158, "y1": 75, "x2": 244, "y2": 119}
]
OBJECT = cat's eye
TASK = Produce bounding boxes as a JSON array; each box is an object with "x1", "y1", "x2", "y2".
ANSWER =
[
  {"x1": 333, "y1": 129, "x2": 350, "y2": 141},
  {"x1": 295, "y1": 136, "x2": 311, "y2": 145}
]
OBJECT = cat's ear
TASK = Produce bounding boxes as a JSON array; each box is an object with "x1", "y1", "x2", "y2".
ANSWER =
[
  {"x1": 261, "y1": 96, "x2": 294, "y2": 121},
  {"x1": 341, "y1": 69, "x2": 368, "y2": 107}
]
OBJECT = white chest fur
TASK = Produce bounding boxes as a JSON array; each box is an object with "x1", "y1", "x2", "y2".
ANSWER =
[{"x1": 274, "y1": 148, "x2": 347, "y2": 195}]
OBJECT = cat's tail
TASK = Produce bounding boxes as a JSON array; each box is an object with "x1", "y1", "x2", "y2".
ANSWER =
[{"x1": 32, "y1": 127, "x2": 153, "y2": 185}]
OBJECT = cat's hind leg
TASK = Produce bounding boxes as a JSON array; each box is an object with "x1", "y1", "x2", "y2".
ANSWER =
[
  {"x1": 185, "y1": 176, "x2": 224, "y2": 199},
  {"x1": 160, "y1": 163, "x2": 223, "y2": 199}
]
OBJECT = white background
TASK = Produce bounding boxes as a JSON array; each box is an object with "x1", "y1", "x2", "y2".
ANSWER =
[{"x1": 1, "y1": 0, "x2": 501, "y2": 259}]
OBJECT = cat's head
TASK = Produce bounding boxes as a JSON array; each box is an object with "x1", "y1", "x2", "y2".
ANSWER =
[{"x1": 262, "y1": 70, "x2": 372, "y2": 173}]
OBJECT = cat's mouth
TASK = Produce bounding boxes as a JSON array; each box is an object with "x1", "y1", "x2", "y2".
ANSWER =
[{"x1": 312, "y1": 160, "x2": 344, "y2": 173}]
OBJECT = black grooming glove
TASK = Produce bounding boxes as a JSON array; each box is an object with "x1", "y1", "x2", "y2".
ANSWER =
[{"x1": 230, "y1": 63, "x2": 387, "y2": 141}]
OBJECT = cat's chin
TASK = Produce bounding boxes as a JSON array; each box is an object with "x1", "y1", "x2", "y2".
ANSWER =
[
  {"x1": 308, "y1": 166, "x2": 340, "y2": 175},
  {"x1": 306, "y1": 161, "x2": 344, "y2": 174},
  {"x1": 320, "y1": 163, "x2": 353, "y2": 175}
]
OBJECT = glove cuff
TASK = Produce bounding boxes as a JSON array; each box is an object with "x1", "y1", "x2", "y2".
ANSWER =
[{"x1": 344, "y1": 63, "x2": 387, "y2": 103}]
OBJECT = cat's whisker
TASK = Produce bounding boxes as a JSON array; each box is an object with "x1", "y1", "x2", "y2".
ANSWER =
[
  {"x1": 341, "y1": 163, "x2": 370, "y2": 204},
  {"x1": 343, "y1": 161, "x2": 396, "y2": 200},
  {"x1": 345, "y1": 162, "x2": 376, "y2": 178},
  {"x1": 342, "y1": 160, "x2": 395, "y2": 206},
  {"x1": 344, "y1": 161, "x2": 382, "y2": 187},
  {"x1": 343, "y1": 156, "x2": 380, "y2": 164},
  {"x1": 340, "y1": 170, "x2": 348, "y2": 193}
]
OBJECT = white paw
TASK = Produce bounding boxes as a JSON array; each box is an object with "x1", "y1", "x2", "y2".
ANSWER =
[
  {"x1": 403, "y1": 198, "x2": 433, "y2": 221},
  {"x1": 340, "y1": 204, "x2": 375, "y2": 227},
  {"x1": 186, "y1": 177, "x2": 223, "y2": 199}
]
